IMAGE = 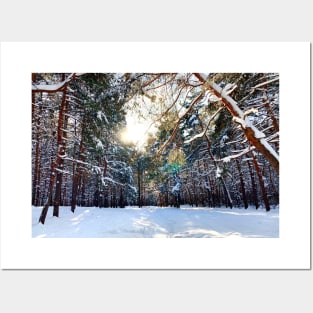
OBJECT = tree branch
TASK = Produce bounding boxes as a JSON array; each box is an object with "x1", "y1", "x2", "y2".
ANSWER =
[
  {"x1": 193, "y1": 73, "x2": 279, "y2": 173},
  {"x1": 32, "y1": 73, "x2": 77, "y2": 93}
]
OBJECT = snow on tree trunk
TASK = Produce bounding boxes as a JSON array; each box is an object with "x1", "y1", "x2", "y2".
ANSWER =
[
  {"x1": 32, "y1": 73, "x2": 76, "y2": 93},
  {"x1": 32, "y1": 93, "x2": 42, "y2": 206},
  {"x1": 38, "y1": 76, "x2": 70, "y2": 224},
  {"x1": 53, "y1": 89, "x2": 69, "y2": 217}
]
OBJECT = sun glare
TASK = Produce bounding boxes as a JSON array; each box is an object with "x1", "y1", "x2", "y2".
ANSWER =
[{"x1": 121, "y1": 114, "x2": 150, "y2": 148}]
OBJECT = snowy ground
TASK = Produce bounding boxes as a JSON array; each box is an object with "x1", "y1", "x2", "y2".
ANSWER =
[{"x1": 32, "y1": 205, "x2": 279, "y2": 238}]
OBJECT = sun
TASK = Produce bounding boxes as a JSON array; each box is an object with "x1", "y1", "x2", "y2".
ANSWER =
[{"x1": 121, "y1": 114, "x2": 150, "y2": 148}]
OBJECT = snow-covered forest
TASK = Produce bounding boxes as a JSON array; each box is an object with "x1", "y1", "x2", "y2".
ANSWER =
[{"x1": 32, "y1": 73, "x2": 279, "y2": 236}]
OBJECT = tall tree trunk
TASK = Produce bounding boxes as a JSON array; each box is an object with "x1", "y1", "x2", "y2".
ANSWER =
[
  {"x1": 119, "y1": 187, "x2": 125, "y2": 208},
  {"x1": 38, "y1": 143, "x2": 66, "y2": 224},
  {"x1": 235, "y1": 158, "x2": 248, "y2": 209},
  {"x1": 137, "y1": 160, "x2": 142, "y2": 208},
  {"x1": 53, "y1": 82, "x2": 69, "y2": 217},
  {"x1": 103, "y1": 190, "x2": 109, "y2": 207},
  {"x1": 202, "y1": 159, "x2": 213, "y2": 207},
  {"x1": 186, "y1": 183, "x2": 193, "y2": 206},
  {"x1": 80, "y1": 177, "x2": 86, "y2": 206},
  {"x1": 208, "y1": 176, "x2": 217, "y2": 207},
  {"x1": 263, "y1": 90, "x2": 279, "y2": 133},
  {"x1": 268, "y1": 166, "x2": 279, "y2": 203},
  {"x1": 38, "y1": 75, "x2": 70, "y2": 224},
  {"x1": 192, "y1": 171, "x2": 199, "y2": 207},
  {"x1": 31, "y1": 73, "x2": 37, "y2": 123},
  {"x1": 205, "y1": 137, "x2": 233, "y2": 208},
  {"x1": 247, "y1": 158, "x2": 259, "y2": 209},
  {"x1": 53, "y1": 172, "x2": 63, "y2": 216},
  {"x1": 251, "y1": 152, "x2": 271, "y2": 211},
  {"x1": 262, "y1": 90, "x2": 280, "y2": 152},
  {"x1": 62, "y1": 173, "x2": 68, "y2": 206},
  {"x1": 71, "y1": 130, "x2": 86, "y2": 212},
  {"x1": 197, "y1": 160, "x2": 205, "y2": 206},
  {"x1": 71, "y1": 163, "x2": 79, "y2": 212},
  {"x1": 35, "y1": 158, "x2": 42, "y2": 206},
  {"x1": 32, "y1": 93, "x2": 42, "y2": 206}
]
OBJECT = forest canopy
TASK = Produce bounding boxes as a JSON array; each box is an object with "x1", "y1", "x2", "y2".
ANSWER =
[{"x1": 32, "y1": 73, "x2": 279, "y2": 224}]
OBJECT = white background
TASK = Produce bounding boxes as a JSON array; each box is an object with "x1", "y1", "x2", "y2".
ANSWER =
[{"x1": 0, "y1": 1, "x2": 312, "y2": 313}]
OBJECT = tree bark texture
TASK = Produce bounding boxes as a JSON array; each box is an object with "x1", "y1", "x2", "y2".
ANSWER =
[
  {"x1": 251, "y1": 152, "x2": 271, "y2": 211},
  {"x1": 38, "y1": 75, "x2": 71, "y2": 224}
]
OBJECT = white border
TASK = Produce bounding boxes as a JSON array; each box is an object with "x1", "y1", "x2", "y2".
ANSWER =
[{"x1": 0, "y1": 42, "x2": 310, "y2": 269}]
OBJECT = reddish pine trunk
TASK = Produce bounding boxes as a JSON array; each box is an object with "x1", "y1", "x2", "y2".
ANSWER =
[
  {"x1": 247, "y1": 158, "x2": 259, "y2": 209},
  {"x1": 53, "y1": 83, "x2": 68, "y2": 217},
  {"x1": 251, "y1": 152, "x2": 271, "y2": 211},
  {"x1": 233, "y1": 141, "x2": 248, "y2": 209},
  {"x1": 38, "y1": 144, "x2": 64, "y2": 224},
  {"x1": 71, "y1": 173, "x2": 79, "y2": 213},
  {"x1": 71, "y1": 125, "x2": 85, "y2": 213},
  {"x1": 35, "y1": 159, "x2": 41, "y2": 206},
  {"x1": 53, "y1": 75, "x2": 68, "y2": 217},
  {"x1": 38, "y1": 75, "x2": 70, "y2": 224},
  {"x1": 236, "y1": 159, "x2": 249, "y2": 209},
  {"x1": 53, "y1": 171, "x2": 63, "y2": 217}
]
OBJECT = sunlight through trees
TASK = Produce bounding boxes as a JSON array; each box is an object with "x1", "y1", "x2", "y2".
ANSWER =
[{"x1": 32, "y1": 73, "x2": 279, "y2": 223}]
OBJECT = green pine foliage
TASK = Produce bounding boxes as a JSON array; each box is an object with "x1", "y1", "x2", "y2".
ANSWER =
[{"x1": 32, "y1": 72, "x2": 279, "y2": 211}]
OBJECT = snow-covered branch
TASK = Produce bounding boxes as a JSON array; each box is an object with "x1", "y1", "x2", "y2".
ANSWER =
[
  {"x1": 193, "y1": 73, "x2": 279, "y2": 173},
  {"x1": 184, "y1": 107, "x2": 223, "y2": 144},
  {"x1": 251, "y1": 77, "x2": 279, "y2": 91},
  {"x1": 32, "y1": 73, "x2": 76, "y2": 93},
  {"x1": 158, "y1": 91, "x2": 205, "y2": 155},
  {"x1": 219, "y1": 146, "x2": 255, "y2": 163}
]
